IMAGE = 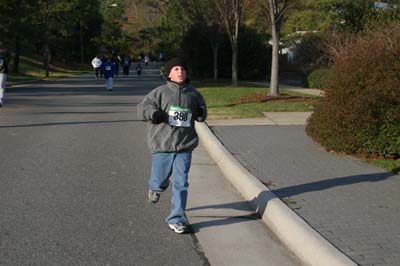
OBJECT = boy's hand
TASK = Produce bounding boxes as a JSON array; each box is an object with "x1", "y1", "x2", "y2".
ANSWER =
[
  {"x1": 193, "y1": 106, "x2": 204, "y2": 119},
  {"x1": 152, "y1": 110, "x2": 168, "y2": 124}
]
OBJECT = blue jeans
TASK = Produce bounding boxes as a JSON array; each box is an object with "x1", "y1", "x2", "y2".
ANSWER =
[
  {"x1": 149, "y1": 151, "x2": 192, "y2": 225},
  {"x1": 106, "y1": 77, "x2": 113, "y2": 90}
]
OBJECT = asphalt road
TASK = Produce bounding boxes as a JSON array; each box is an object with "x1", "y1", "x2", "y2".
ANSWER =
[{"x1": 0, "y1": 65, "x2": 209, "y2": 266}]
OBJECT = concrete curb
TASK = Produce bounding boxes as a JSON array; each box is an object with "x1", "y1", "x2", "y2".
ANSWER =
[{"x1": 195, "y1": 122, "x2": 357, "y2": 266}]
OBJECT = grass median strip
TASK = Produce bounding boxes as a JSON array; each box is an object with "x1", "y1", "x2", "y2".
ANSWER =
[{"x1": 195, "y1": 83, "x2": 318, "y2": 119}]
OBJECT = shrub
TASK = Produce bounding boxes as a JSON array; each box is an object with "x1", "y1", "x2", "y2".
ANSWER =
[
  {"x1": 307, "y1": 68, "x2": 330, "y2": 89},
  {"x1": 306, "y1": 23, "x2": 400, "y2": 158}
]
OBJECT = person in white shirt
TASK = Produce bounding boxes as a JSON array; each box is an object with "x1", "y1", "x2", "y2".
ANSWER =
[
  {"x1": 91, "y1": 55, "x2": 103, "y2": 79},
  {"x1": 0, "y1": 41, "x2": 10, "y2": 107}
]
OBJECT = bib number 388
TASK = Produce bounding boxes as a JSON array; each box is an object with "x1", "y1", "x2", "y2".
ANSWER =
[{"x1": 168, "y1": 105, "x2": 192, "y2": 127}]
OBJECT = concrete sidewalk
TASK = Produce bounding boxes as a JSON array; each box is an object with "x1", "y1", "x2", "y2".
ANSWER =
[
  {"x1": 207, "y1": 112, "x2": 312, "y2": 126},
  {"x1": 245, "y1": 81, "x2": 324, "y2": 97},
  {"x1": 188, "y1": 143, "x2": 301, "y2": 266},
  {"x1": 208, "y1": 121, "x2": 400, "y2": 266}
]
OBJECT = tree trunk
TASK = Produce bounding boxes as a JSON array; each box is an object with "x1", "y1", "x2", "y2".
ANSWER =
[
  {"x1": 44, "y1": 46, "x2": 50, "y2": 78},
  {"x1": 80, "y1": 20, "x2": 84, "y2": 64},
  {"x1": 232, "y1": 14, "x2": 239, "y2": 87},
  {"x1": 13, "y1": 35, "x2": 21, "y2": 74},
  {"x1": 13, "y1": 0, "x2": 22, "y2": 74},
  {"x1": 269, "y1": 17, "x2": 280, "y2": 96},
  {"x1": 232, "y1": 43, "x2": 238, "y2": 86},
  {"x1": 43, "y1": 0, "x2": 50, "y2": 78},
  {"x1": 212, "y1": 45, "x2": 218, "y2": 81},
  {"x1": 209, "y1": 23, "x2": 220, "y2": 81}
]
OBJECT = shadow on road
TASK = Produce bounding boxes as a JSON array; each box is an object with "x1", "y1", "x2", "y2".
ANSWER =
[
  {"x1": 272, "y1": 172, "x2": 394, "y2": 198},
  {"x1": 187, "y1": 172, "x2": 393, "y2": 232},
  {"x1": 188, "y1": 213, "x2": 259, "y2": 233}
]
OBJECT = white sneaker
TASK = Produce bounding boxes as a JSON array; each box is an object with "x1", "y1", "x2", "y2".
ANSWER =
[
  {"x1": 148, "y1": 190, "x2": 160, "y2": 203},
  {"x1": 168, "y1": 223, "x2": 188, "y2": 234}
]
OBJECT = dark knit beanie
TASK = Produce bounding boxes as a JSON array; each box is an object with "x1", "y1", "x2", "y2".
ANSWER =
[{"x1": 165, "y1": 57, "x2": 188, "y2": 76}]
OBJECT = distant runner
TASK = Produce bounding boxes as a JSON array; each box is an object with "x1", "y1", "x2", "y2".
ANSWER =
[
  {"x1": 91, "y1": 55, "x2": 103, "y2": 79},
  {"x1": 0, "y1": 42, "x2": 11, "y2": 107},
  {"x1": 102, "y1": 57, "x2": 115, "y2": 91}
]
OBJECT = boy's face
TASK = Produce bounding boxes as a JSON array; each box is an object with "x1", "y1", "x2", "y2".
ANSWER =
[{"x1": 168, "y1": 66, "x2": 187, "y2": 84}]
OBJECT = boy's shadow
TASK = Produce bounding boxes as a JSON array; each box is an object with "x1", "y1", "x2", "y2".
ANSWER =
[
  {"x1": 187, "y1": 190, "x2": 275, "y2": 234},
  {"x1": 187, "y1": 172, "x2": 394, "y2": 233}
]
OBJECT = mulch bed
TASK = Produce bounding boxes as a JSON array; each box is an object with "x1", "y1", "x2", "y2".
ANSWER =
[{"x1": 232, "y1": 93, "x2": 319, "y2": 104}]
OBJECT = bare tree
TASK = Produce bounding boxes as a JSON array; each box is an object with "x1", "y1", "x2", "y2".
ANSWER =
[
  {"x1": 215, "y1": 0, "x2": 248, "y2": 86},
  {"x1": 258, "y1": 0, "x2": 289, "y2": 96}
]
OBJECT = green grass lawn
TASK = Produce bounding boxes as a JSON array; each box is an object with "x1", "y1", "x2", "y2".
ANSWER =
[
  {"x1": 7, "y1": 55, "x2": 91, "y2": 85},
  {"x1": 195, "y1": 82, "x2": 318, "y2": 119}
]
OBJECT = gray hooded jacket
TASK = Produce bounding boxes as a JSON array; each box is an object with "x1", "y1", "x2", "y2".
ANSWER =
[{"x1": 138, "y1": 81, "x2": 207, "y2": 153}]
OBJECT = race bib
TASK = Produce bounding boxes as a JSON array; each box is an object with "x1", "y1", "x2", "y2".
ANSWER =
[
  {"x1": 105, "y1": 66, "x2": 111, "y2": 71},
  {"x1": 168, "y1": 105, "x2": 192, "y2": 127}
]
